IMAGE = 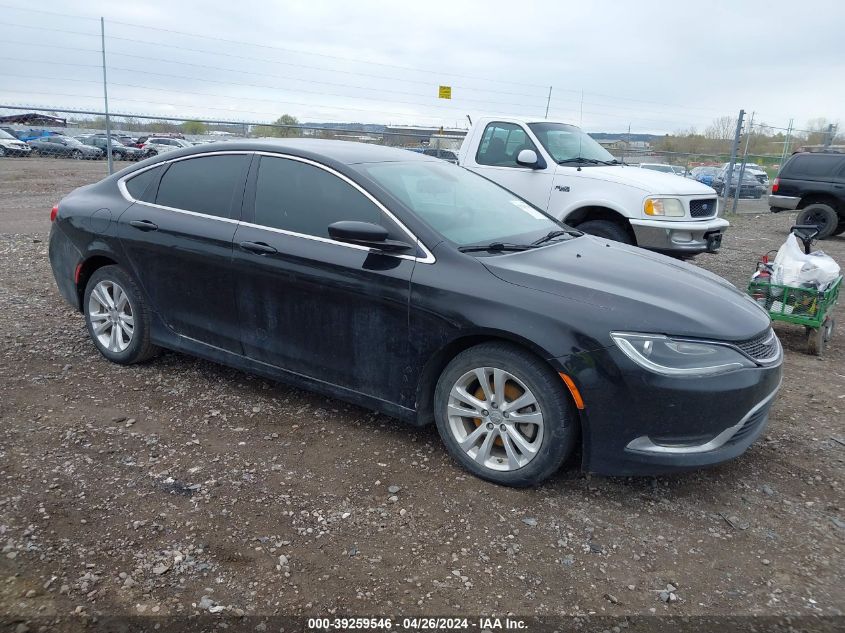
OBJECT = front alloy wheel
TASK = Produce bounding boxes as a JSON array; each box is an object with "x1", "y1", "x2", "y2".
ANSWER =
[
  {"x1": 434, "y1": 342, "x2": 577, "y2": 487},
  {"x1": 447, "y1": 367, "x2": 544, "y2": 471}
]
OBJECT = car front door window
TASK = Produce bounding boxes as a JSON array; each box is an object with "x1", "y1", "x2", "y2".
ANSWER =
[{"x1": 233, "y1": 154, "x2": 415, "y2": 406}]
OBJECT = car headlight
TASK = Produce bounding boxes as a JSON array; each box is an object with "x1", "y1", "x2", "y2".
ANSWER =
[
  {"x1": 643, "y1": 197, "x2": 685, "y2": 218},
  {"x1": 611, "y1": 332, "x2": 755, "y2": 377}
]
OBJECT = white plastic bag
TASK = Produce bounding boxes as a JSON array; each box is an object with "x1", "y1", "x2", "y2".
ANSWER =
[{"x1": 772, "y1": 233, "x2": 841, "y2": 288}]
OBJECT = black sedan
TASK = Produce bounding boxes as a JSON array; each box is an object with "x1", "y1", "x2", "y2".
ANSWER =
[
  {"x1": 79, "y1": 136, "x2": 144, "y2": 161},
  {"x1": 713, "y1": 169, "x2": 766, "y2": 198},
  {"x1": 29, "y1": 135, "x2": 103, "y2": 160},
  {"x1": 48, "y1": 140, "x2": 782, "y2": 486}
]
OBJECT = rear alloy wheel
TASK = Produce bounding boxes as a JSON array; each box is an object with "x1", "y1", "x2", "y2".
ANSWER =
[
  {"x1": 84, "y1": 265, "x2": 159, "y2": 364},
  {"x1": 796, "y1": 203, "x2": 838, "y2": 239},
  {"x1": 576, "y1": 219, "x2": 632, "y2": 244},
  {"x1": 434, "y1": 343, "x2": 577, "y2": 487}
]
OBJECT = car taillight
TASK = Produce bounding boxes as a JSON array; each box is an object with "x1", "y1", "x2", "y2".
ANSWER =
[
  {"x1": 771, "y1": 177, "x2": 779, "y2": 193},
  {"x1": 50, "y1": 205, "x2": 58, "y2": 222}
]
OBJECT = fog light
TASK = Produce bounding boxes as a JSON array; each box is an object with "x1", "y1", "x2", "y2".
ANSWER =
[{"x1": 672, "y1": 231, "x2": 693, "y2": 242}]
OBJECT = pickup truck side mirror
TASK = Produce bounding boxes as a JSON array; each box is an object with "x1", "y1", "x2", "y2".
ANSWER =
[{"x1": 516, "y1": 149, "x2": 543, "y2": 169}]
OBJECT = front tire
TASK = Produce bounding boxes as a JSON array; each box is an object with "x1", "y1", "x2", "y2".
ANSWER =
[
  {"x1": 434, "y1": 343, "x2": 577, "y2": 487},
  {"x1": 576, "y1": 219, "x2": 632, "y2": 244},
  {"x1": 797, "y1": 203, "x2": 838, "y2": 239},
  {"x1": 83, "y1": 265, "x2": 159, "y2": 365},
  {"x1": 71, "y1": 149, "x2": 83, "y2": 160}
]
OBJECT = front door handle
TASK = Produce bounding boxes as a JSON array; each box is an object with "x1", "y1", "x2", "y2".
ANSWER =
[
  {"x1": 240, "y1": 241, "x2": 277, "y2": 255},
  {"x1": 129, "y1": 220, "x2": 158, "y2": 231}
]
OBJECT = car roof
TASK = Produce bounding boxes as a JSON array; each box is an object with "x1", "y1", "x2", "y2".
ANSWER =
[{"x1": 140, "y1": 139, "x2": 439, "y2": 165}]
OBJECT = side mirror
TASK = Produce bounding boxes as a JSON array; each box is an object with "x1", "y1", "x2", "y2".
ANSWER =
[
  {"x1": 516, "y1": 149, "x2": 541, "y2": 168},
  {"x1": 327, "y1": 221, "x2": 413, "y2": 253}
]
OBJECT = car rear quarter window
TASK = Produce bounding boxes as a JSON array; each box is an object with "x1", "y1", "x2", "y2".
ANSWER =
[
  {"x1": 253, "y1": 156, "x2": 381, "y2": 238},
  {"x1": 125, "y1": 165, "x2": 162, "y2": 202},
  {"x1": 155, "y1": 155, "x2": 248, "y2": 218},
  {"x1": 785, "y1": 154, "x2": 841, "y2": 179}
]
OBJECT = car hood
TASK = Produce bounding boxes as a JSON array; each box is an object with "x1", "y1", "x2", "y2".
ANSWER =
[
  {"x1": 482, "y1": 236, "x2": 771, "y2": 343},
  {"x1": 564, "y1": 165, "x2": 716, "y2": 195}
]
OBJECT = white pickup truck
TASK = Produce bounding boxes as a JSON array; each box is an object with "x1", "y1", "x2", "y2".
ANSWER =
[{"x1": 457, "y1": 117, "x2": 728, "y2": 255}]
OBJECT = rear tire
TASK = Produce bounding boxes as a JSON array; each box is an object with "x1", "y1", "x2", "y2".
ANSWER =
[
  {"x1": 83, "y1": 265, "x2": 159, "y2": 365},
  {"x1": 434, "y1": 342, "x2": 577, "y2": 487},
  {"x1": 796, "y1": 203, "x2": 838, "y2": 239},
  {"x1": 576, "y1": 219, "x2": 632, "y2": 244}
]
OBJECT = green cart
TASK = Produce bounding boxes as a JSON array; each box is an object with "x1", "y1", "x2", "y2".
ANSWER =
[{"x1": 747, "y1": 226, "x2": 841, "y2": 356}]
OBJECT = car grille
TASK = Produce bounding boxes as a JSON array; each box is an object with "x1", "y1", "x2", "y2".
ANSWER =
[
  {"x1": 734, "y1": 329, "x2": 779, "y2": 362},
  {"x1": 689, "y1": 198, "x2": 717, "y2": 218}
]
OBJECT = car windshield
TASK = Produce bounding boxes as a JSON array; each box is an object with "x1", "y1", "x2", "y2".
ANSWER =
[
  {"x1": 0, "y1": 129, "x2": 16, "y2": 140},
  {"x1": 358, "y1": 161, "x2": 567, "y2": 247},
  {"x1": 526, "y1": 122, "x2": 615, "y2": 164}
]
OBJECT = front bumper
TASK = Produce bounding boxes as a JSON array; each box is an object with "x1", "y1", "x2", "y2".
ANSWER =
[
  {"x1": 629, "y1": 217, "x2": 729, "y2": 254},
  {"x1": 768, "y1": 194, "x2": 800, "y2": 211},
  {"x1": 558, "y1": 345, "x2": 783, "y2": 476}
]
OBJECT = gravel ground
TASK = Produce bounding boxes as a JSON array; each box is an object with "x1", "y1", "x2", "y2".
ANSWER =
[{"x1": 1, "y1": 158, "x2": 843, "y2": 628}]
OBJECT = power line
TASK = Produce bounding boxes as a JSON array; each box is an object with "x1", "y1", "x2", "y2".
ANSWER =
[{"x1": 0, "y1": 4, "x2": 551, "y2": 91}]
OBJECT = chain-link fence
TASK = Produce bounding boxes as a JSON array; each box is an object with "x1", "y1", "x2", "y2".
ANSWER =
[{"x1": 0, "y1": 106, "x2": 469, "y2": 164}]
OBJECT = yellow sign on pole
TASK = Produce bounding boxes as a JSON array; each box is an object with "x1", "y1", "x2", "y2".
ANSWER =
[{"x1": 438, "y1": 85, "x2": 452, "y2": 100}]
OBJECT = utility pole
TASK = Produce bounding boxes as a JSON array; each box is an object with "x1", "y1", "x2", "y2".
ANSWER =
[
  {"x1": 779, "y1": 118, "x2": 793, "y2": 168},
  {"x1": 100, "y1": 17, "x2": 113, "y2": 175},
  {"x1": 732, "y1": 111, "x2": 754, "y2": 214},
  {"x1": 722, "y1": 109, "x2": 745, "y2": 213},
  {"x1": 579, "y1": 89, "x2": 584, "y2": 126},
  {"x1": 824, "y1": 123, "x2": 836, "y2": 147},
  {"x1": 544, "y1": 86, "x2": 552, "y2": 119}
]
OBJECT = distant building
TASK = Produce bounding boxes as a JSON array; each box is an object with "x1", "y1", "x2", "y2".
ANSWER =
[
  {"x1": 597, "y1": 138, "x2": 651, "y2": 151},
  {"x1": 0, "y1": 112, "x2": 67, "y2": 126}
]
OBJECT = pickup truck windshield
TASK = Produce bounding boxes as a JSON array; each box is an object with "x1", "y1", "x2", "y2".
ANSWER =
[
  {"x1": 527, "y1": 122, "x2": 616, "y2": 165},
  {"x1": 359, "y1": 161, "x2": 564, "y2": 247}
]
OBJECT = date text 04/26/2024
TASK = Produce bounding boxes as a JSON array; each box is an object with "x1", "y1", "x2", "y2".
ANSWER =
[{"x1": 306, "y1": 617, "x2": 528, "y2": 630}]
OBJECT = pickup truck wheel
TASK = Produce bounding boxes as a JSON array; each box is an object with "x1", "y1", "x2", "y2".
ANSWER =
[
  {"x1": 796, "y1": 203, "x2": 838, "y2": 239},
  {"x1": 576, "y1": 219, "x2": 632, "y2": 244}
]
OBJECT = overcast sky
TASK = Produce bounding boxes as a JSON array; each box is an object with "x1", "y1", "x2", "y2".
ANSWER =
[{"x1": 1, "y1": 0, "x2": 842, "y2": 134}]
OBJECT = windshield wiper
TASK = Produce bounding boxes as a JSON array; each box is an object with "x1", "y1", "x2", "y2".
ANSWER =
[
  {"x1": 531, "y1": 229, "x2": 580, "y2": 246},
  {"x1": 557, "y1": 157, "x2": 615, "y2": 166},
  {"x1": 458, "y1": 242, "x2": 536, "y2": 253}
]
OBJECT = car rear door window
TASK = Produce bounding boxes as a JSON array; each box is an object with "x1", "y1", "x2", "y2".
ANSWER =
[
  {"x1": 252, "y1": 156, "x2": 381, "y2": 238},
  {"x1": 155, "y1": 155, "x2": 248, "y2": 218}
]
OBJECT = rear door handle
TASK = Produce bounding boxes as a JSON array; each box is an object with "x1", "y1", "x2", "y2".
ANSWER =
[
  {"x1": 240, "y1": 241, "x2": 277, "y2": 255},
  {"x1": 129, "y1": 220, "x2": 158, "y2": 231}
]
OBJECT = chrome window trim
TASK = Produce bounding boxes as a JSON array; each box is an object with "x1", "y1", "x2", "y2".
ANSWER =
[{"x1": 116, "y1": 149, "x2": 436, "y2": 264}]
